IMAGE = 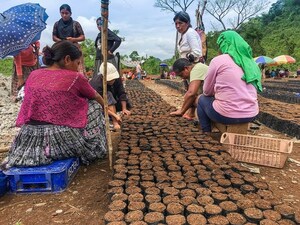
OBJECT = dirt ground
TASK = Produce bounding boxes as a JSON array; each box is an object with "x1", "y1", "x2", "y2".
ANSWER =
[
  {"x1": 0, "y1": 78, "x2": 299, "y2": 225},
  {"x1": 142, "y1": 79, "x2": 300, "y2": 213},
  {"x1": 0, "y1": 131, "x2": 121, "y2": 225}
]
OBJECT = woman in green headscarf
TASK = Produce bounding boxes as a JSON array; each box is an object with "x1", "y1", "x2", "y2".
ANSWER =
[{"x1": 197, "y1": 30, "x2": 260, "y2": 133}]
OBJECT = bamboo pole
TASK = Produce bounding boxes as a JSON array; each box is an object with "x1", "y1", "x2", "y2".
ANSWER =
[{"x1": 101, "y1": 0, "x2": 114, "y2": 170}]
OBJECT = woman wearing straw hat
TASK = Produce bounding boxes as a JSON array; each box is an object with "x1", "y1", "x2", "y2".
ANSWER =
[{"x1": 90, "y1": 62, "x2": 131, "y2": 130}]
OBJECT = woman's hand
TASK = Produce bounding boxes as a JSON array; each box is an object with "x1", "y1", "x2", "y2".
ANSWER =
[
  {"x1": 66, "y1": 37, "x2": 76, "y2": 43},
  {"x1": 122, "y1": 109, "x2": 131, "y2": 116}
]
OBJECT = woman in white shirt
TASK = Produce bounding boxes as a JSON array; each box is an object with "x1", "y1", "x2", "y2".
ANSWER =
[
  {"x1": 173, "y1": 11, "x2": 203, "y2": 120},
  {"x1": 173, "y1": 11, "x2": 203, "y2": 63}
]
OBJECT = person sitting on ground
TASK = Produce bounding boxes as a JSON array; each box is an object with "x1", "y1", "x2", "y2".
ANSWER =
[
  {"x1": 2, "y1": 41, "x2": 121, "y2": 169},
  {"x1": 270, "y1": 69, "x2": 276, "y2": 78},
  {"x1": 170, "y1": 58, "x2": 208, "y2": 120},
  {"x1": 141, "y1": 70, "x2": 147, "y2": 80},
  {"x1": 284, "y1": 68, "x2": 289, "y2": 77},
  {"x1": 197, "y1": 30, "x2": 261, "y2": 134},
  {"x1": 169, "y1": 71, "x2": 176, "y2": 79},
  {"x1": 265, "y1": 69, "x2": 270, "y2": 78},
  {"x1": 279, "y1": 69, "x2": 285, "y2": 77},
  {"x1": 90, "y1": 62, "x2": 131, "y2": 130}
]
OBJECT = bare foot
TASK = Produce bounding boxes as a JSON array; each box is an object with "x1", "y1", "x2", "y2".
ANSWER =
[{"x1": 182, "y1": 114, "x2": 194, "y2": 121}]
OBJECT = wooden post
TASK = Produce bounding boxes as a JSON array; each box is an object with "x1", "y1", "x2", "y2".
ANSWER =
[
  {"x1": 101, "y1": 0, "x2": 114, "y2": 169},
  {"x1": 195, "y1": 0, "x2": 207, "y2": 29}
]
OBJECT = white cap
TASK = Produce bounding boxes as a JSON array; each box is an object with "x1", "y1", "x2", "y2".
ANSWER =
[{"x1": 99, "y1": 62, "x2": 120, "y2": 81}]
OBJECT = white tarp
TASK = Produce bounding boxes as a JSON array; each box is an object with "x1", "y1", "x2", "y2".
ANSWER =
[{"x1": 120, "y1": 60, "x2": 144, "y2": 68}]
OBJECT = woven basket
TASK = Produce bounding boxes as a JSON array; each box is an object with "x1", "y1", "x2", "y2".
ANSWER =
[{"x1": 220, "y1": 132, "x2": 293, "y2": 168}]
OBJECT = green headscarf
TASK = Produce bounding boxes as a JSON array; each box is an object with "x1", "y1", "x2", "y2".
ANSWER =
[{"x1": 217, "y1": 30, "x2": 262, "y2": 92}]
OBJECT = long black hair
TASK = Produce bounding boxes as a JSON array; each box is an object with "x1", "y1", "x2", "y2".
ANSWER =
[
  {"x1": 173, "y1": 11, "x2": 192, "y2": 28},
  {"x1": 59, "y1": 4, "x2": 72, "y2": 13},
  {"x1": 172, "y1": 58, "x2": 193, "y2": 74}
]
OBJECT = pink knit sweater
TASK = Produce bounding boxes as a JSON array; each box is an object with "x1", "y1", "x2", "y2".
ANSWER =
[{"x1": 16, "y1": 69, "x2": 96, "y2": 128}]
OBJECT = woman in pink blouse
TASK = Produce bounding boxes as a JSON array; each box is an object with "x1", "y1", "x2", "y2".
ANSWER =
[
  {"x1": 2, "y1": 41, "x2": 121, "y2": 168},
  {"x1": 197, "y1": 31, "x2": 262, "y2": 133}
]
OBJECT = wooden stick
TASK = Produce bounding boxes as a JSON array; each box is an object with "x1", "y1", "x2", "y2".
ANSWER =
[{"x1": 101, "y1": 1, "x2": 114, "y2": 170}]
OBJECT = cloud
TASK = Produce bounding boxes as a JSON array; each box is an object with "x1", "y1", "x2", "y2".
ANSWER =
[{"x1": 1, "y1": 0, "x2": 277, "y2": 60}]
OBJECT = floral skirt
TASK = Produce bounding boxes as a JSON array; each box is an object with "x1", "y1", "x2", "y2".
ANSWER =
[{"x1": 4, "y1": 100, "x2": 107, "y2": 168}]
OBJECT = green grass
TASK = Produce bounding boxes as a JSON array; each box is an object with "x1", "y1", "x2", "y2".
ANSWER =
[{"x1": 0, "y1": 58, "x2": 13, "y2": 77}]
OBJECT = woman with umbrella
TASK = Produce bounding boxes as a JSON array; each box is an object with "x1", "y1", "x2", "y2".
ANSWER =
[
  {"x1": 0, "y1": 3, "x2": 48, "y2": 100},
  {"x1": 52, "y1": 4, "x2": 86, "y2": 75}
]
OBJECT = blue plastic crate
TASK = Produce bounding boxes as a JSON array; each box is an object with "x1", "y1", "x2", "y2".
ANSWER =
[
  {"x1": 0, "y1": 171, "x2": 8, "y2": 196},
  {"x1": 4, "y1": 158, "x2": 80, "y2": 193}
]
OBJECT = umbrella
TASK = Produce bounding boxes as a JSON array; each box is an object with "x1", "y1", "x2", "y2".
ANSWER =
[
  {"x1": 159, "y1": 63, "x2": 168, "y2": 67},
  {"x1": 254, "y1": 56, "x2": 275, "y2": 65},
  {"x1": 0, "y1": 3, "x2": 48, "y2": 58},
  {"x1": 273, "y1": 55, "x2": 296, "y2": 65}
]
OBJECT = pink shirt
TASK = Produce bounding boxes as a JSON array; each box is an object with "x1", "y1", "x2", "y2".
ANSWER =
[
  {"x1": 16, "y1": 69, "x2": 96, "y2": 128},
  {"x1": 203, "y1": 54, "x2": 258, "y2": 118}
]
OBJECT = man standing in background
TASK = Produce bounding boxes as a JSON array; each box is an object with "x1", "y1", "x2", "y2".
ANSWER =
[
  {"x1": 136, "y1": 62, "x2": 142, "y2": 80},
  {"x1": 94, "y1": 17, "x2": 122, "y2": 75}
]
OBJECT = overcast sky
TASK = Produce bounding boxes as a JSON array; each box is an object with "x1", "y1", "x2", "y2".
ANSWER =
[{"x1": 1, "y1": 0, "x2": 277, "y2": 60}]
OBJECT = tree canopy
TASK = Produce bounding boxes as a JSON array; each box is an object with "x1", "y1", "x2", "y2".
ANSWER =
[{"x1": 203, "y1": 0, "x2": 300, "y2": 71}]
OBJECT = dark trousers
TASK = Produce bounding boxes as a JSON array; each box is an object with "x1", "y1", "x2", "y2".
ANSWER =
[{"x1": 197, "y1": 95, "x2": 256, "y2": 132}]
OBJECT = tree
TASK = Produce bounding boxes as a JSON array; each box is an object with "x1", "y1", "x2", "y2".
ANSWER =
[
  {"x1": 81, "y1": 39, "x2": 96, "y2": 72},
  {"x1": 0, "y1": 58, "x2": 13, "y2": 76},
  {"x1": 112, "y1": 29, "x2": 119, "y2": 35},
  {"x1": 129, "y1": 51, "x2": 140, "y2": 61},
  {"x1": 261, "y1": 0, "x2": 285, "y2": 25},
  {"x1": 238, "y1": 18, "x2": 265, "y2": 56},
  {"x1": 154, "y1": 0, "x2": 196, "y2": 13},
  {"x1": 195, "y1": 0, "x2": 207, "y2": 29},
  {"x1": 112, "y1": 29, "x2": 125, "y2": 41},
  {"x1": 206, "y1": 0, "x2": 271, "y2": 30},
  {"x1": 143, "y1": 56, "x2": 161, "y2": 74}
]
